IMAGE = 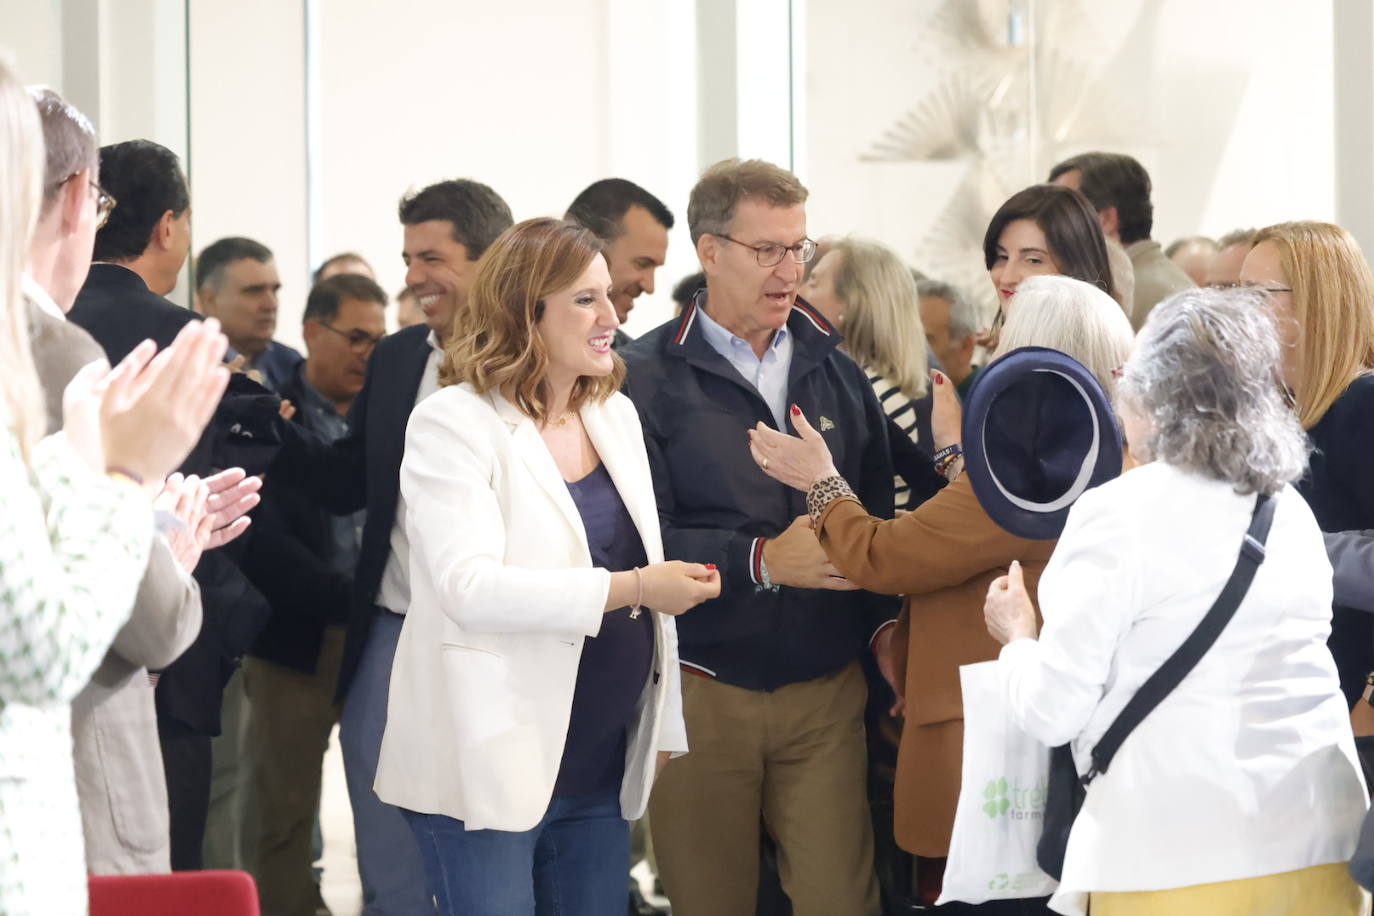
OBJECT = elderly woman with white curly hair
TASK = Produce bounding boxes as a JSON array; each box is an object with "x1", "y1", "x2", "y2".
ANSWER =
[{"x1": 984, "y1": 287, "x2": 1369, "y2": 916}]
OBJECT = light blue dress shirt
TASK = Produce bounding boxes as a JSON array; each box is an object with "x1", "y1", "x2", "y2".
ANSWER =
[{"x1": 695, "y1": 306, "x2": 794, "y2": 430}]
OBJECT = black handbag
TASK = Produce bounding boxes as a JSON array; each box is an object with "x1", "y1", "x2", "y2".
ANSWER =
[{"x1": 1036, "y1": 493, "x2": 1277, "y2": 880}]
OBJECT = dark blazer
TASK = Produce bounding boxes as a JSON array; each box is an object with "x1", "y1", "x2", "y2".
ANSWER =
[
  {"x1": 68, "y1": 264, "x2": 199, "y2": 360},
  {"x1": 1298, "y1": 374, "x2": 1374, "y2": 705},
  {"x1": 270, "y1": 323, "x2": 433, "y2": 701},
  {"x1": 242, "y1": 369, "x2": 353, "y2": 674},
  {"x1": 621, "y1": 299, "x2": 899, "y2": 692},
  {"x1": 69, "y1": 263, "x2": 271, "y2": 736}
]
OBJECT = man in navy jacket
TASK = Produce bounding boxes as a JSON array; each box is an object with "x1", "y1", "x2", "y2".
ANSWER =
[{"x1": 622, "y1": 159, "x2": 894, "y2": 916}]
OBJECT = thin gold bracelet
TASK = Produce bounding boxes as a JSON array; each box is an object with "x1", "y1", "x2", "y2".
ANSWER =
[{"x1": 630, "y1": 567, "x2": 645, "y2": 619}]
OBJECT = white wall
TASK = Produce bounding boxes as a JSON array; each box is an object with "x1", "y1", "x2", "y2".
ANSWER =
[
  {"x1": 3, "y1": 0, "x2": 1360, "y2": 342},
  {"x1": 187, "y1": 0, "x2": 309, "y2": 343},
  {"x1": 178, "y1": 0, "x2": 707, "y2": 348}
]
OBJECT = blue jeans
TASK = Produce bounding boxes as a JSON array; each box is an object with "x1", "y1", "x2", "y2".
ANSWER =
[
  {"x1": 403, "y1": 791, "x2": 629, "y2": 916},
  {"x1": 339, "y1": 609, "x2": 433, "y2": 915}
]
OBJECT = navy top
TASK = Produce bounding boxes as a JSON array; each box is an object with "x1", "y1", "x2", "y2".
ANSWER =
[
  {"x1": 556, "y1": 463, "x2": 653, "y2": 795},
  {"x1": 1297, "y1": 374, "x2": 1374, "y2": 705}
]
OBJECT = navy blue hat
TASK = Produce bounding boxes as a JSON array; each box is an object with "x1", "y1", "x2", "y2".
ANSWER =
[{"x1": 962, "y1": 346, "x2": 1123, "y2": 540}]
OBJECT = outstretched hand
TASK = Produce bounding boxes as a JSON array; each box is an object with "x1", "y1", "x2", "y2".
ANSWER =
[{"x1": 748, "y1": 404, "x2": 839, "y2": 492}]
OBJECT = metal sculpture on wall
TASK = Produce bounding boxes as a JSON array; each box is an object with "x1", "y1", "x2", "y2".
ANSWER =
[{"x1": 863, "y1": 0, "x2": 1148, "y2": 321}]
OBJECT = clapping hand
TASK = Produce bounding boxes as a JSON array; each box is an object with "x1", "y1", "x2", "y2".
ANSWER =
[
  {"x1": 202, "y1": 468, "x2": 261, "y2": 550},
  {"x1": 154, "y1": 473, "x2": 212, "y2": 572},
  {"x1": 152, "y1": 467, "x2": 260, "y2": 573},
  {"x1": 96, "y1": 319, "x2": 231, "y2": 486}
]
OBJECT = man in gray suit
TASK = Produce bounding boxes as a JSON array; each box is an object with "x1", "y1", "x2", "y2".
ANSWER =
[{"x1": 26, "y1": 87, "x2": 257, "y2": 874}]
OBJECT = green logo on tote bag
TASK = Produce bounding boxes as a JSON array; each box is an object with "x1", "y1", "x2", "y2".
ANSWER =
[
  {"x1": 982, "y1": 778, "x2": 1010, "y2": 818},
  {"x1": 982, "y1": 777, "x2": 1045, "y2": 820}
]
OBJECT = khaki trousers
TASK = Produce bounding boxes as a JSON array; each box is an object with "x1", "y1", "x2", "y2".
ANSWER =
[
  {"x1": 649, "y1": 662, "x2": 880, "y2": 916},
  {"x1": 245, "y1": 626, "x2": 346, "y2": 916}
]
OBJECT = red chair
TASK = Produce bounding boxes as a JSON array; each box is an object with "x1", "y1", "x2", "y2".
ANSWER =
[{"x1": 89, "y1": 871, "x2": 260, "y2": 916}]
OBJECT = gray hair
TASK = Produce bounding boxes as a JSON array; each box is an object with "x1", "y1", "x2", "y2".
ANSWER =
[
  {"x1": 28, "y1": 86, "x2": 96, "y2": 209},
  {"x1": 992, "y1": 274, "x2": 1134, "y2": 399},
  {"x1": 1119, "y1": 287, "x2": 1309, "y2": 495},
  {"x1": 918, "y1": 278, "x2": 980, "y2": 340}
]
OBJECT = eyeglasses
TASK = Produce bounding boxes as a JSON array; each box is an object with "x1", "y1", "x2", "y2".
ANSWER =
[
  {"x1": 1215, "y1": 282, "x2": 1294, "y2": 294},
  {"x1": 318, "y1": 322, "x2": 384, "y2": 354},
  {"x1": 91, "y1": 182, "x2": 117, "y2": 228},
  {"x1": 56, "y1": 172, "x2": 117, "y2": 228},
  {"x1": 714, "y1": 234, "x2": 817, "y2": 268}
]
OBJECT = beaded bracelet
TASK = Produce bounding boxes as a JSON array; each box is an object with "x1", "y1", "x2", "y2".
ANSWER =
[{"x1": 933, "y1": 443, "x2": 963, "y2": 478}]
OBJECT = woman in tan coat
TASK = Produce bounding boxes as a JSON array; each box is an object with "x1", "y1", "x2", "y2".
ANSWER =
[{"x1": 749, "y1": 275, "x2": 1133, "y2": 911}]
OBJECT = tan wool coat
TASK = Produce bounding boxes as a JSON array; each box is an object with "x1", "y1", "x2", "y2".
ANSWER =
[{"x1": 817, "y1": 474, "x2": 1055, "y2": 857}]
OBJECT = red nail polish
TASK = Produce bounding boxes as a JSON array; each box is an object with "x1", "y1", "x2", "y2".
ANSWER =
[
  {"x1": 790, "y1": 404, "x2": 801, "y2": 416},
  {"x1": 935, "y1": 374, "x2": 943, "y2": 385},
  {"x1": 705, "y1": 564, "x2": 717, "y2": 571}
]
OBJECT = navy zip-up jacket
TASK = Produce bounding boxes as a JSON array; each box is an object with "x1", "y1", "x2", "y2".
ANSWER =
[{"x1": 622, "y1": 297, "x2": 899, "y2": 692}]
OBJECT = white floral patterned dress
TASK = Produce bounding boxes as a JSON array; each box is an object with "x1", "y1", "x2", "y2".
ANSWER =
[{"x1": 0, "y1": 402, "x2": 150, "y2": 916}]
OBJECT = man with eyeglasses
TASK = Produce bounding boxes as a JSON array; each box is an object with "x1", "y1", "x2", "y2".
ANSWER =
[
  {"x1": 24, "y1": 86, "x2": 215, "y2": 880},
  {"x1": 621, "y1": 158, "x2": 893, "y2": 916},
  {"x1": 239, "y1": 273, "x2": 385, "y2": 916},
  {"x1": 195, "y1": 237, "x2": 304, "y2": 393}
]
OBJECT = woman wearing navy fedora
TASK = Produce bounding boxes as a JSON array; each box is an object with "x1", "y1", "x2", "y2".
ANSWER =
[
  {"x1": 749, "y1": 275, "x2": 1132, "y2": 913},
  {"x1": 984, "y1": 288, "x2": 1365, "y2": 915}
]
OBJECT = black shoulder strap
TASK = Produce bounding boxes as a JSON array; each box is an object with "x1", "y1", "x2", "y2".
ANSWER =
[{"x1": 1085, "y1": 492, "x2": 1277, "y2": 783}]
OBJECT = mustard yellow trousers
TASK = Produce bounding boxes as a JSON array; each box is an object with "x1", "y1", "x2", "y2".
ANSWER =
[{"x1": 1091, "y1": 862, "x2": 1367, "y2": 916}]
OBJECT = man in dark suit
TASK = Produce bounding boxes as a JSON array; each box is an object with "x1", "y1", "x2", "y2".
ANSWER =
[
  {"x1": 565, "y1": 178, "x2": 674, "y2": 349},
  {"x1": 241, "y1": 273, "x2": 385, "y2": 916},
  {"x1": 195, "y1": 236, "x2": 304, "y2": 393},
  {"x1": 68, "y1": 139, "x2": 275, "y2": 872},
  {"x1": 270, "y1": 178, "x2": 512, "y2": 915}
]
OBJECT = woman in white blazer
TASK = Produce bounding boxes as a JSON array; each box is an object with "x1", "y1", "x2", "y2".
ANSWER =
[
  {"x1": 375, "y1": 217, "x2": 720, "y2": 916},
  {"x1": 984, "y1": 287, "x2": 1368, "y2": 916}
]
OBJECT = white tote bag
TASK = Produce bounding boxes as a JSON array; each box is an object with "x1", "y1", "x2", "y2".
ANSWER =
[{"x1": 937, "y1": 661, "x2": 1058, "y2": 905}]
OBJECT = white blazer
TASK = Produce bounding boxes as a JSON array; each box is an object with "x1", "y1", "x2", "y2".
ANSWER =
[
  {"x1": 374, "y1": 384, "x2": 687, "y2": 831},
  {"x1": 999, "y1": 463, "x2": 1366, "y2": 916}
]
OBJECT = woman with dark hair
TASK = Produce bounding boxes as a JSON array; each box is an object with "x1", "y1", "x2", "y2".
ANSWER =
[
  {"x1": 983, "y1": 184, "x2": 1116, "y2": 338},
  {"x1": 374, "y1": 217, "x2": 720, "y2": 915}
]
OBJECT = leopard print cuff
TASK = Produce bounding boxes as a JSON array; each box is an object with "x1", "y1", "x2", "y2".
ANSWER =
[{"x1": 807, "y1": 474, "x2": 857, "y2": 526}]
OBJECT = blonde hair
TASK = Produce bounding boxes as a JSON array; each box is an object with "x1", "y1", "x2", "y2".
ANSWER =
[
  {"x1": 829, "y1": 237, "x2": 928, "y2": 398},
  {"x1": 1251, "y1": 221, "x2": 1374, "y2": 428},
  {"x1": 993, "y1": 274, "x2": 1134, "y2": 398},
  {"x1": 687, "y1": 159, "x2": 808, "y2": 245},
  {"x1": 0, "y1": 58, "x2": 46, "y2": 457},
  {"x1": 439, "y1": 218, "x2": 624, "y2": 421}
]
